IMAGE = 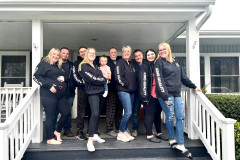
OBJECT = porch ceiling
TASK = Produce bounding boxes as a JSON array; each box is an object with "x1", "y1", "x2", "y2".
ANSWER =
[{"x1": 0, "y1": 0, "x2": 215, "y2": 52}]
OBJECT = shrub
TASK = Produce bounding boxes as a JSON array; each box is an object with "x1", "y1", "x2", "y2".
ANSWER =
[
  {"x1": 206, "y1": 94, "x2": 240, "y2": 122},
  {"x1": 235, "y1": 122, "x2": 240, "y2": 160}
]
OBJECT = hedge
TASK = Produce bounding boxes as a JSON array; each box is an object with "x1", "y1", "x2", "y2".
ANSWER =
[
  {"x1": 206, "y1": 94, "x2": 240, "y2": 122},
  {"x1": 206, "y1": 94, "x2": 240, "y2": 160}
]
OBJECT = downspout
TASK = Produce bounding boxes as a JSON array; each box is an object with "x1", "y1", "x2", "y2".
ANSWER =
[
  {"x1": 196, "y1": 4, "x2": 213, "y2": 30},
  {"x1": 166, "y1": 4, "x2": 213, "y2": 43}
]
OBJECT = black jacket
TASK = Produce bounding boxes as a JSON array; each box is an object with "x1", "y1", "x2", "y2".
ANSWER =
[
  {"x1": 115, "y1": 58, "x2": 137, "y2": 93},
  {"x1": 154, "y1": 58, "x2": 196, "y2": 101},
  {"x1": 33, "y1": 61, "x2": 67, "y2": 98},
  {"x1": 73, "y1": 56, "x2": 85, "y2": 90},
  {"x1": 79, "y1": 63, "x2": 107, "y2": 96},
  {"x1": 132, "y1": 59, "x2": 147, "y2": 92},
  {"x1": 107, "y1": 57, "x2": 120, "y2": 92},
  {"x1": 62, "y1": 60, "x2": 76, "y2": 97},
  {"x1": 139, "y1": 60, "x2": 154, "y2": 102}
]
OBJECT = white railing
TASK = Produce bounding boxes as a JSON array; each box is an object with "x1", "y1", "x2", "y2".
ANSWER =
[
  {"x1": 193, "y1": 92, "x2": 236, "y2": 160},
  {"x1": 0, "y1": 87, "x2": 39, "y2": 160},
  {"x1": 0, "y1": 87, "x2": 32, "y2": 123}
]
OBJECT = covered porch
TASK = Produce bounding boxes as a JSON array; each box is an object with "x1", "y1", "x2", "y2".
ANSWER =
[{"x1": 1, "y1": 1, "x2": 237, "y2": 160}]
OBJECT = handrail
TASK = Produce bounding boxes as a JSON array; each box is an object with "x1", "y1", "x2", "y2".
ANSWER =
[
  {"x1": 193, "y1": 92, "x2": 236, "y2": 160},
  {"x1": 0, "y1": 87, "x2": 39, "y2": 160}
]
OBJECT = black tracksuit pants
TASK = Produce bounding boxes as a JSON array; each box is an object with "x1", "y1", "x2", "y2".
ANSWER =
[
  {"x1": 41, "y1": 96, "x2": 70, "y2": 140},
  {"x1": 143, "y1": 96, "x2": 162, "y2": 136}
]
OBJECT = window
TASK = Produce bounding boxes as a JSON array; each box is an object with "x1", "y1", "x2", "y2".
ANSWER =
[
  {"x1": 174, "y1": 56, "x2": 205, "y2": 88},
  {"x1": 210, "y1": 57, "x2": 239, "y2": 93}
]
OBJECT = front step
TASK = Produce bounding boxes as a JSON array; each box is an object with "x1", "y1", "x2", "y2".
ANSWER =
[{"x1": 22, "y1": 136, "x2": 212, "y2": 160}]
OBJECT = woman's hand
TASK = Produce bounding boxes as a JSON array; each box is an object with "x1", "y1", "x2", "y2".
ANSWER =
[
  {"x1": 57, "y1": 76, "x2": 64, "y2": 82},
  {"x1": 50, "y1": 85, "x2": 57, "y2": 93},
  {"x1": 164, "y1": 101, "x2": 168, "y2": 104},
  {"x1": 195, "y1": 88, "x2": 202, "y2": 93}
]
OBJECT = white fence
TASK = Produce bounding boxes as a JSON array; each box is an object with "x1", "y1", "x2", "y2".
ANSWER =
[
  {"x1": 193, "y1": 92, "x2": 236, "y2": 160},
  {"x1": 0, "y1": 87, "x2": 38, "y2": 160},
  {"x1": 0, "y1": 87, "x2": 32, "y2": 123}
]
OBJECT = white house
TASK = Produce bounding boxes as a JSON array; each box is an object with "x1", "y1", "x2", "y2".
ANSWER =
[{"x1": 0, "y1": 1, "x2": 237, "y2": 160}]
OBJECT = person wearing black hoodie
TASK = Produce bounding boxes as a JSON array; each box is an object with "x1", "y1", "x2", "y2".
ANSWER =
[
  {"x1": 73, "y1": 46, "x2": 88, "y2": 140},
  {"x1": 33, "y1": 48, "x2": 70, "y2": 145},
  {"x1": 131, "y1": 49, "x2": 144, "y2": 137},
  {"x1": 154, "y1": 43, "x2": 201, "y2": 159},
  {"x1": 78, "y1": 48, "x2": 107, "y2": 152},
  {"x1": 115, "y1": 45, "x2": 137, "y2": 142},
  {"x1": 139, "y1": 49, "x2": 169, "y2": 143}
]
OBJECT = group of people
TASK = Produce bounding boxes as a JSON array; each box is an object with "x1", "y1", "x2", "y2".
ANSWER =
[{"x1": 33, "y1": 43, "x2": 201, "y2": 159}]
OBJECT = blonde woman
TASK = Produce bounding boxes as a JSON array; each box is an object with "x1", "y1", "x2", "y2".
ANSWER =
[
  {"x1": 78, "y1": 48, "x2": 107, "y2": 152},
  {"x1": 115, "y1": 45, "x2": 137, "y2": 142},
  {"x1": 33, "y1": 48, "x2": 70, "y2": 145},
  {"x1": 154, "y1": 43, "x2": 201, "y2": 159}
]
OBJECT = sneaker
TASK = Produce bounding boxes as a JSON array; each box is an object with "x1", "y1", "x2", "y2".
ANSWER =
[
  {"x1": 64, "y1": 130, "x2": 74, "y2": 137},
  {"x1": 124, "y1": 131, "x2": 134, "y2": 140},
  {"x1": 103, "y1": 91, "x2": 108, "y2": 97},
  {"x1": 117, "y1": 132, "x2": 130, "y2": 142},
  {"x1": 93, "y1": 135, "x2": 105, "y2": 143},
  {"x1": 107, "y1": 130, "x2": 118, "y2": 137},
  {"x1": 156, "y1": 133, "x2": 169, "y2": 141},
  {"x1": 131, "y1": 130, "x2": 138, "y2": 137},
  {"x1": 76, "y1": 131, "x2": 87, "y2": 140},
  {"x1": 87, "y1": 141, "x2": 95, "y2": 152},
  {"x1": 147, "y1": 136, "x2": 161, "y2": 143}
]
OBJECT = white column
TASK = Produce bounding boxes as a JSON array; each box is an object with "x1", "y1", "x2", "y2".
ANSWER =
[
  {"x1": 31, "y1": 19, "x2": 43, "y2": 143},
  {"x1": 0, "y1": 128, "x2": 9, "y2": 160},
  {"x1": 186, "y1": 18, "x2": 200, "y2": 139},
  {"x1": 222, "y1": 118, "x2": 236, "y2": 160},
  {"x1": 204, "y1": 55, "x2": 211, "y2": 93}
]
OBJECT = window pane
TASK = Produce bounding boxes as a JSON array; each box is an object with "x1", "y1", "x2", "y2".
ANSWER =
[
  {"x1": 211, "y1": 76, "x2": 239, "y2": 93},
  {"x1": 210, "y1": 57, "x2": 239, "y2": 75},
  {"x1": 2, "y1": 56, "x2": 26, "y2": 77}
]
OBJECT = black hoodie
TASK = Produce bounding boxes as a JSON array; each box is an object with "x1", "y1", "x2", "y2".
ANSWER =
[
  {"x1": 73, "y1": 56, "x2": 85, "y2": 90},
  {"x1": 79, "y1": 63, "x2": 107, "y2": 96},
  {"x1": 154, "y1": 58, "x2": 196, "y2": 101},
  {"x1": 115, "y1": 58, "x2": 137, "y2": 93},
  {"x1": 139, "y1": 60, "x2": 154, "y2": 102},
  {"x1": 33, "y1": 60, "x2": 67, "y2": 98}
]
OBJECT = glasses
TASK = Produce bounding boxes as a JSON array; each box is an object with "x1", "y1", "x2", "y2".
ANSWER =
[{"x1": 158, "y1": 48, "x2": 166, "y2": 53}]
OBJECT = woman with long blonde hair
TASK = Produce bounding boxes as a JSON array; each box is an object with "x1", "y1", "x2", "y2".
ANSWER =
[
  {"x1": 33, "y1": 48, "x2": 70, "y2": 145},
  {"x1": 78, "y1": 48, "x2": 107, "y2": 152},
  {"x1": 154, "y1": 43, "x2": 201, "y2": 159}
]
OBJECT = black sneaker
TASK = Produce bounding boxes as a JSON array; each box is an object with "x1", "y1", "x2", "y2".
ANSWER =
[
  {"x1": 156, "y1": 133, "x2": 169, "y2": 141},
  {"x1": 147, "y1": 136, "x2": 161, "y2": 143},
  {"x1": 76, "y1": 131, "x2": 87, "y2": 140}
]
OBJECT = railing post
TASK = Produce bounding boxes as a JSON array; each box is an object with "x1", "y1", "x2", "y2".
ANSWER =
[
  {"x1": 222, "y1": 118, "x2": 237, "y2": 160},
  {"x1": 0, "y1": 128, "x2": 9, "y2": 160}
]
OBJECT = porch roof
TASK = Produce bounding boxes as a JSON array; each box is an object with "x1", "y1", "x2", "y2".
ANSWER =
[{"x1": 0, "y1": 0, "x2": 215, "y2": 51}]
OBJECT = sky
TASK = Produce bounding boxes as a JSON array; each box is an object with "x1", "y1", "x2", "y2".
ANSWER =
[{"x1": 201, "y1": 0, "x2": 240, "y2": 30}]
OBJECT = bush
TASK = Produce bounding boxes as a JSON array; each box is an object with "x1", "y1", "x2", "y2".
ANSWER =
[
  {"x1": 206, "y1": 94, "x2": 240, "y2": 122},
  {"x1": 235, "y1": 122, "x2": 240, "y2": 160}
]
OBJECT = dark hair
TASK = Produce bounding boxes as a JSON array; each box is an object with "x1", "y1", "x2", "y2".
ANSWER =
[
  {"x1": 60, "y1": 47, "x2": 70, "y2": 52},
  {"x1": 99, "y1": 55, "x2": 108, "y2": 62},
  {"x1": 109, "y1": 47, "x2": 117, "y2": 51},
  {"x1": 133, "y1": 49, "x2": 142, "y2": 55},
  {"x1": 78, "y1": 46, "x2": 87, "y2": 51},
  {"x1": 145, "y1": 49, "x2": 156, "y2": 60}
]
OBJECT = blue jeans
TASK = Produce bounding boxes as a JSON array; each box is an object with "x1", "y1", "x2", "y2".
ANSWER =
[
  {"x1": 132, "y1": 92, "x2": 141, "y2": 131},
  {"x1": 118, "y1": 91, "x2": 134, "y2": 132},
  {"x1": 53, "y1": 96, "x2": 75, "y2": 131},
  {"x1": 158, "y1": 96, "x2": 185, "y2": 145},
  {"x1": 104, "y1": 84, "x2": 108, "y2": 91}
]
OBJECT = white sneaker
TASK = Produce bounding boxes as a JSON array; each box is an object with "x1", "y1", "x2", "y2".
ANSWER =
[
  {"x1": 124, "y1": 131, "x2": 135, "y2": 140},
  {"x1": 117, "y1": 132, "x2": 130, "y2": 142},
  {"x1": 87, "y1": 141, "x2": 95, "y2": 152},
  {"x1": 93, "y1": 134, "x2": 106, "y2": 143},
  {"x1": 103, "y1": 91, "x2": 108, "y2": 97}
]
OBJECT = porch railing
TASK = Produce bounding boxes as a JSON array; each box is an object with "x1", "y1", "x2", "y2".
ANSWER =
[
  {"x1": 0, "y1": 87, "x2": 32, "y2": 123},
  {"x1": 0, "y1": 87, "x2": 38, "y2": 160},
  {"x1": 193, "y1": 92, "x2": 236, "y2": 160}
]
